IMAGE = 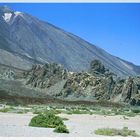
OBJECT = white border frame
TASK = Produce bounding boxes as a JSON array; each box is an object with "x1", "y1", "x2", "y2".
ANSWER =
[
  {"x1": 0, "y1": 1, "x2": 140, "y2": 140},
  {"x1": 0, "y1": 0, "x2": 140, "y2": 3},
  {"x1": 1, "y1": 137, "x2": 140, "y2": 140}
]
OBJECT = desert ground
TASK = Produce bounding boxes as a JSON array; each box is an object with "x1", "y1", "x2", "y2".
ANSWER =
[{"x1": 0, "y1": 112, "x2": 140, "y2": 137}]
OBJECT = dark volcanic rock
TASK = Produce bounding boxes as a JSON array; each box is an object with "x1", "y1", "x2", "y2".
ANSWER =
[{"x1": 24, "y1": 61, "x2": 140, "y2": 105}]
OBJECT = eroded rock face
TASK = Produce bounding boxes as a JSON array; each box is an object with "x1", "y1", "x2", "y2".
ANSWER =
[
  {"x1": 0, "y1": 69, "x2": 15, "y2": 80},
  {"x1": 111, "y1": 77, "x2": 140, "y2": 105},
  {"x1": 23, "y1": 60, "x2": 140, "y2": 105},
  {"x1": 25, "y1": 63, "x2": 67, "y2": 88}
]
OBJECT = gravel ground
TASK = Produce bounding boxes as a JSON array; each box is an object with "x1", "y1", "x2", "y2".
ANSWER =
[{"x1": 0, "y1": 112, "x2": 140, "y2": 137}]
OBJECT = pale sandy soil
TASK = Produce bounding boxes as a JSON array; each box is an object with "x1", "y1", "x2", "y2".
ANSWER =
[{"x1": 0, "y1": 112, "x2": 140, "y2": 137}]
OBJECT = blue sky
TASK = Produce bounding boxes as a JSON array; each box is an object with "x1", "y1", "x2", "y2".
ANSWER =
[{"x1": 0, "y1": 3, "x2": 140, "y2": 65}]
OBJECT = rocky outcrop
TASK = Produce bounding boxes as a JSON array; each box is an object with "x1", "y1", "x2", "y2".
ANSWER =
[
  {"x1": 0, "y1": 69, "x2": 15, "y2": 80},
  {"x1": 25, "y1": 63, "x2": 67, "y2": 88},
  {"x1": 1, "y1": 59, "x2": 139, "y2": 105},
  {"x1": 24, "y1": 60, "x2": 140, "y2": 105},
  {"x1": 89, "y1": 59, "x2": 106, "y2": 75}
]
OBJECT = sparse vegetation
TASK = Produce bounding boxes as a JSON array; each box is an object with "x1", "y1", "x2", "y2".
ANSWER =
[
  {"x1": 88, "y1": 107, "x2": 140, "y2": 117},
  {"x1": 16, "y1": 109, "x2": 29, "y2": 114},
  {"x1": 94, "y1": 127, "x2": 139, "y2": 137},
  {"x1": 69, "y1": 109, "x2": 91, "y2": 114},
  {"x1": 131, "y1": 107, "x2": 140, "y2": 114},
  {"x1": 1, "y1": 103, "x2": 140, "y2": 136},
  {"x1": 0, "y1": 104, "x2": 31, "y2": 114},
  {"x1": 32, "y1": 105, "x2": 62, "y2": 115},
  {"x1": 31, "y1": 105, "x2": 140, "y2": 117},
  {"x1": 44, "y1": 109, "x2": 62, "y2": 115},
  {"x1": 0, "y1": 103, "x2": 140, "y2": 118}
]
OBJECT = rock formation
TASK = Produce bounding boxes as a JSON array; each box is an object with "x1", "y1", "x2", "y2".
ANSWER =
[{"x1": 24, "y1": 60, "x2": 140, "y2": 105}]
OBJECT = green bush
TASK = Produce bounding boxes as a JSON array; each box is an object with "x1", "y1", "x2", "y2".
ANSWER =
[
  {"x1": 95, "y1": 127, "x2": 139, "y2": 137},
  {"x1": 29, "y1": 111, "x2": 70, "y2": 133},
  {"x1": 131, "y1": 108, "x2": 140, "y2": 114},
  {"x1": 0, "y1": 108, "x2": 10, "y2": 112},
  {"x1": 29, "y1": 112, "x2": 64, "y2": 128},
  {"x1": 54, "y1": 124, "x2": 69, "y2": 133}
]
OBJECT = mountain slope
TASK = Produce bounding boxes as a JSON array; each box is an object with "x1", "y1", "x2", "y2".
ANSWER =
[{"x1": 0, "y1": 5, "x2": 140, "y2": 76}]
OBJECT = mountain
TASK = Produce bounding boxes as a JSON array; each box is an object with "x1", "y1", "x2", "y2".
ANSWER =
[{"x1": 0, "y1": 5, "x2": 140, "y2": 77}]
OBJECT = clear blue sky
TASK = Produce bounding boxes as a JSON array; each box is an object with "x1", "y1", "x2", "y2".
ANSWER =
[{"x1": 0, "y1": 3, "x2": 140, "y2": 65}]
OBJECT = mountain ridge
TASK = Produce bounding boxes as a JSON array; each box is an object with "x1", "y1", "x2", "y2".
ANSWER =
[{"x1": 0, "y1": 5, "x2": 140, "y2": 77}]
